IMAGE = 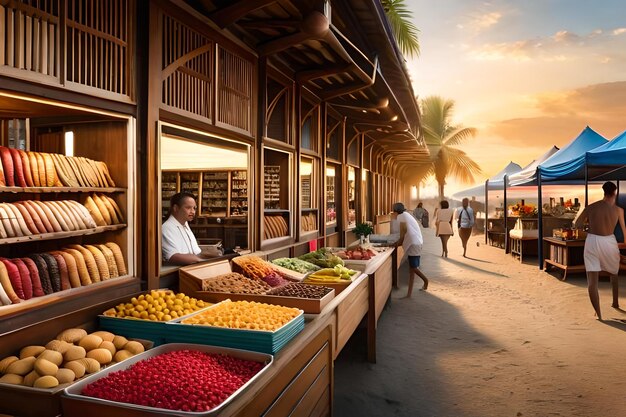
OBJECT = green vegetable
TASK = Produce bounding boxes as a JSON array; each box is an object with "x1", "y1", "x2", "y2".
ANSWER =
[
  {"x1": 271, "y1": 258, "x2": 321, "y2": 273},
  {"x1": 298, "y1": 249, "x2": 345, "y2": 268}
]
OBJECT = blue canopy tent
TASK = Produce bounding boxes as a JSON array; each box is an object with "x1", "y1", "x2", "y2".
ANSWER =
[
  {"x1": 586, "y1": 129, "x2": 626, "y2": 181},
  {"x1": 506, "y1": 126, "x2": 609, "y2": 267}
]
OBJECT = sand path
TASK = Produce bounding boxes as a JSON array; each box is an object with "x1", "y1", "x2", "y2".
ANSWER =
[{"x1": 334, "y1": 228, "x2": 626, "y2": 417}]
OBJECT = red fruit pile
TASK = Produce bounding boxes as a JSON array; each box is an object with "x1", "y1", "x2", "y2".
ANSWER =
[
  {"x1": 261, "y1": 271, "x2": 290, "y2": 287},
  {"x1": 82, "y1": 350, "x2": 265, "y2": 412}
]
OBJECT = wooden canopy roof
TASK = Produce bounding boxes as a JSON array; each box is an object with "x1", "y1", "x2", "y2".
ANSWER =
[{"x1": 184, "y1": 0, "x2": 429, "y2": 176}]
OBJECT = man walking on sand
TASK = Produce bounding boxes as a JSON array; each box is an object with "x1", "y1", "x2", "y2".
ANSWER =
[
  {"x1": 456, "y1": 198, "x2": 475, "y2": 257},
  {"x1": 574, "y1": 182, "x2": 626, "y2": 321},
  {"x1": 393, "y1": 202, "x2": 429, "y2": 296}
]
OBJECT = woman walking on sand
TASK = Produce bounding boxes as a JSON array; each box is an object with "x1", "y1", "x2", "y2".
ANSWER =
[{"x1": 435, "y1": 200, "x2": 454, "y2": 257}]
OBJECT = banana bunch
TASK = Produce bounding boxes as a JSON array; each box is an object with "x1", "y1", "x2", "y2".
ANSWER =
[{"x1": 305, "y1": 265, "x2": 357, "y2": 283}]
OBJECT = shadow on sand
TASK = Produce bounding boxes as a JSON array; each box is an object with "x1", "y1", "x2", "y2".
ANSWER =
[
  {"x1": 334, "y1": 261, "x2": 497, "y2": 417},
  {"x1": 441, "y1": 256, "x2": 508, "y2": 278}
]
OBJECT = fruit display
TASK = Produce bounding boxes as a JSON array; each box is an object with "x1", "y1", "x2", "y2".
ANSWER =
[
  {"x1": 103, "y1": 290, "x2": 208, "y2": 321},
  {"x1": 0, "y1": 146, "x2": 115, "y2": 188},
  {"x1": 201, "y1": 272, "x2": 271, "y2": 294},
  {"x1": 304, "y1": 265, "x2": 358, "y2": 284},
  {"x1": 80, "y1": 349, "x2": 265, "y2": 412},
  {"x1": 260, "y1": 271, "x2": 290, "y2": 288},
  {"x1": 298, "y1": 248, "x2": 344, "y2": 268},
  {"x1": 0, "y1": 328, "x2": 145, "y2": 388},
  {"x1": 334, "y1": 246, "x2": 378, "y2": 261},
  {"x1": 0, "y1": 242, "x2": 127, "y2": 306},
  {"x1": 268, "y1": 283, "x2": 333, "y2": 299},
  {"x1": 271, "y1": 257, "x2": 321, "y2": 274},
  {"x1": 231, "y1": 255, "x2": 277, "y2": 281},
  {"x1": 181, "y1": 300, "x2": 301, "y2": 332}
]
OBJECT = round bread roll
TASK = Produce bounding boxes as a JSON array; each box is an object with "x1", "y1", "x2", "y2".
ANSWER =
[
  {"x1": 56, "y1": 328, "x2": 87, "y2": 344},
  {"x1": 19, "y1": 345, "x2": 46, "y2": 359},
  {"x1": 78, "y1": 334, "x2": 103, "y2": 351}
]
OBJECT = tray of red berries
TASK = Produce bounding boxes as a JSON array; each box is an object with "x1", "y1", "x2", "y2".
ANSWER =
[{"x1": 61, "y1": 343, "x2": 272, "y2": 416}]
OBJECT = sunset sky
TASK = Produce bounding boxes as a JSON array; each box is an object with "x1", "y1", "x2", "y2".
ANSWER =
[{"x1": 406, "y1": 0, "x2": 626, "y2": 197}]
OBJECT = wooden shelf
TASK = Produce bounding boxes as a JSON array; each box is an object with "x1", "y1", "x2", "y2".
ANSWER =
[
  {"x1": 0, "y1": 186, "x2": 126, "y2": 193},
  {"x1": 0, "y1": 224, "x2": 127, "y2": 245},
  {"x1": 0, "y1": 275, "x2": 137, "y2": 322}
]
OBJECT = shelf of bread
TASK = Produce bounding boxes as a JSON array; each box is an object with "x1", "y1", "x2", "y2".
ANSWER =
[
  {"x1": 0, "y1": 187, "x2": 125, "y2": 193},
  {"x1": 0, "y1": 241, "x2": 129, "y2": 312}
]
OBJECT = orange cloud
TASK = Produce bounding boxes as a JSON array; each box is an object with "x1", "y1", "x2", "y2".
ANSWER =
[{"x1": 487, "y1": 81, "x2": 626, "y2": 147}]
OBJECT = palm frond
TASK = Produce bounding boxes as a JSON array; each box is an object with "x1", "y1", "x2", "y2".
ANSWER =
[
  {"x1": 444, "y1": 127, "x2": 477, "y2": 147},
  {"x1": 382, "y1": 0, "x2": 421, "y2": 57},
  {"x1": 445, "y1": 148, "x2": 482, "y2": 184}
]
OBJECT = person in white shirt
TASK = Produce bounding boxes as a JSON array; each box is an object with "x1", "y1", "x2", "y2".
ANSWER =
[
  {"x1": 393, "y1": 202, "x2": 429, "y2": 296},
  {"x1": 455, "y1": 198, "x2": 475, "y2": 258},
  {"x1": 162, "y1": 192, "x2": 205, "y2": 265}
]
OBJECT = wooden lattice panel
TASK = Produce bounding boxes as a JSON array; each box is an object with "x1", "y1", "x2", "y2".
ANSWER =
[
  {"x1": 216, "y1": 46, "x2": 252, "y2": 134},
  {"x1": 0, "y1": 0, "x2": 60, "y2": 78},
  {"x1": 161, "y1": 14, "x2": 213, "y2": 121},
  {"x1": 65, "y1": 0, "x2": 131, "y2": 97}
]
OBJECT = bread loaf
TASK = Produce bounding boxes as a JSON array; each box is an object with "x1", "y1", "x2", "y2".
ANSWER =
[
  {"x1": 66, "y1": 245, "x2": 100, "y2": 283},
  {"x1": 0, "y1": 205, "x2": 16, "y2": 238},
  {"x1": 35, "y1": 153, "x2": 47, "y2": 189},
  {"x1": 28, "y1": 254, "x2": 54, "y2": 295},
  {"x1": 22, "y1": 201, "x2": 54, "y2": 233},
  {"x1": 57, "y1": 200, "x2": 86, "y2": 229},
  {"x1": 40, "y1": 253, "x2": 62, "y2": 293},
  {"x1": 0, "y1": 150, "x2": 5, "y2": 187},
  {"x1": 63, "y1": 249, "x2": 92, "y2": 285},
  {"x1": 98, "y1": 161, "x2": 115, "y2": 187},
  {"x1": 54, "y1": 251, "x2": 81, "y2": 288},
  {"x1": 0, "y1": 261, "x2": 21, "y2": 303},
  {"x1": 4, "y1": 204, "x2": 31, "y2": 236},
  {"x1": 66, "y1": 200, "x2": 97, "y2": 228},
  {"x1": 20, "y1": 257, "x2": 45, "y2": 297},
  {"x1": 49, "y1": 252, "x2": 71, "y2": 291},
  {"x1": 42, "y1": 153, "x2": 58, "y2": 187},
  {"x1": 85, "y1": 245, "x2": 110, "y2": 280},
  {"x1": 84, "y1": 196, "x2": 106, "y2": 226},
  {"x1": 91, "y1": 194, "x2": 112, "y2": 225},
  {"x1": 32, "y1": 201, "x2": 62, "y2": 233},
  {"x1": 1, "y1": 259, "x2": 25, "y2": 300},
  {"x1": 13, "y1": 202, "x2": 40, "y2": 235},
  {"x1": 103, "y1": 195, "x2": 124, "y2": 223},
  {"x1": 17, "y1": 150, "x2": 34, "y2": 187},
  {"x1": 104, "y1": 242, "x2": 126, "y2": 275},
  {"x1": 11, "y1": 258, "x2": 33, "y2": 300},
  {"x1": 28, "y1": 153, "x2": 40, "y2": 187},
  {"x1": 97, "y1": 244, "x2": 119, "y2": 278},
  {"x1": 43, "y1": 201, "x2": 72, "y2": 232},
  {"x1": 95, "y1": 194, "x2": 119, "y2": 224},
  {"x1": 0, "y1": 147, "x2": 15, "y2": 186},
  {"x1": 9, "y1": 148, "x2": 27, "y2": 187}
]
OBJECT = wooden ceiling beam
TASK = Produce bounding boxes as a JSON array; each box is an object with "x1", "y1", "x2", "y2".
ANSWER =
[
  {"x1": 209, "y1": 0, "x2": 278, "y2": 29},
  {"x1": 295, "y1": 63, "x2": 352, "y2": 83},
  {"x1": 258, "y1": 11, "x2": 330, "y2": 56}
]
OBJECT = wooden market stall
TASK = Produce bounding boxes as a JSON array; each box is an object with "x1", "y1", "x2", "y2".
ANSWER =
[{"x1": 0, "y1": 1, "x2": 428, "y2": 416}]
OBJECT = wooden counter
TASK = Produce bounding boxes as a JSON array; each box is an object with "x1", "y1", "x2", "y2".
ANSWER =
[{"x1": 543, "y1": 237, "x2": 586, "y2": 280}]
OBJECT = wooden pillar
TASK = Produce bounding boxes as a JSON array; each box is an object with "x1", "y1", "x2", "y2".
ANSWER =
[
  {"x1": 537, "y1": 167, "x2": 544, "y2": 269},
  {"x1": 320, "y1": 102, "x2": 328, "y2": 246},
  {"x1": 255, "y1": 57, "x2": 267, "y2": 251}
]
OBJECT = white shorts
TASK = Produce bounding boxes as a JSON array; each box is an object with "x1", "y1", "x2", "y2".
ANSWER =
[{"x1": 584, "y1": 233, "x2": 620, "y2": 275}]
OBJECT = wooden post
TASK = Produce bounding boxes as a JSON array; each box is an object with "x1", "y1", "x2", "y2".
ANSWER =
[
  {"x1": 537, "y1": 167, "x2": 544, "y2": 269},
  {"x1": 484, "y1": 179, "x2": 489, "y2": 244},
  {"x1": 255, "y1": 57, "x2": 267, "y2": 251}
]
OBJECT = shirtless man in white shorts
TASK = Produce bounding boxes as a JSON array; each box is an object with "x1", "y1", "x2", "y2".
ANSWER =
[{"x1": 574, "y1": 182, "x2": 626, "y2": 320}]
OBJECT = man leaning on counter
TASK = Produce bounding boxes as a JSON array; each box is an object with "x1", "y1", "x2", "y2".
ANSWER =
[{"x1": 162, "y1": 192, "x2": 211, "y2": 265}]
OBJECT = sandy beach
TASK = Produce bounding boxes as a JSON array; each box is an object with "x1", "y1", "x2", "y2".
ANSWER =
[{"x1": 334, "y1": 227, "x2": 626, "y2": 417}]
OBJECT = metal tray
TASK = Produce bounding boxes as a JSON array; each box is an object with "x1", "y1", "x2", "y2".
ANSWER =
[{"x1": 62, "y1": 343, "x2": 273, "y2": 416}]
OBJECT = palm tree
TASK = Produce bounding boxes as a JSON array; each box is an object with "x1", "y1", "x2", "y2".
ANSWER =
[
  {"x1": 381, "y1": 0, "x2": 420, "y2": 57},
  {"x1": 421, "y1": 96, "x2": 481, "y2": 200}
]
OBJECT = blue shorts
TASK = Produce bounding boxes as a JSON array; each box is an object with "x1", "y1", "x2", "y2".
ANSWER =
[{"x1": 408, "y1": 255, "x2": 421, "y2": 268}]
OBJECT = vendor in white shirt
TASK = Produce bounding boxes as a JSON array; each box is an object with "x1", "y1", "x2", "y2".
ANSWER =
[{"x1": 162, "y1": 192, "x2": 206, "y2": 265}]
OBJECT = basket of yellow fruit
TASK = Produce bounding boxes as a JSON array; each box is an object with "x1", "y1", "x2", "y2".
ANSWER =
[
  {"x1": 165, "y1": 299, "x2": 304, "y2": 354},
  {"x1": 99, "y1": 290, "x2": 210, "y2": 345}
]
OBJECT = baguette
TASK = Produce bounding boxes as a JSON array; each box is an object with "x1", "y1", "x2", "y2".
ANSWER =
[
  {"x1": 85, "y1": 245, "x2": 110, "y2": 280},
  {"x1": 66, "y1": 245, "x2": 100, "y2": 283},
  {"x1": 0, "y1": 204, "x2": 23, "y2": 237},
  {"x1": 84, "y1": 196, "x2": 106, "y2": 226},
  {"x1": 22, "y1": 201, "x2": 54, "y2": 233},
  {"x1": 32, "y1": 201, "x2": 63, "y2": 232},
  {"x1": 0, "y1": 262, "x2": 16, "y2": 304},
  {"x1": 11, "y1": 258, "x2": 33, "y2": 300},
  {"x1": 40, "y1": 253, "x2": 62, "y2": 293},
  {"x1": 104, "y1": 242, "x2": 126, "y2": 276},
  {"x1": 28, "y1": 254, "x2": 54, "y2": 295},
  {"x1": 13, "y1": 203, "x2": 40, "y2": 235},
  {"x1": 9, "y1": 148, "x2": 27, "y2": 187},
  {"x1": 4, "y1": 204, "x2": 32, "y2": 236},
  {"x1": 49, "y1": 252, "x2": 71, "y2": 291},
  {"x1": 63, "y1": 249, "x2": 92, "y2": 286},
  {"x1": 91, "y1": 194, "x2": 112, "y2": 225},
  {"x1": 48, "y1": 201, "x2": 77, "y2": 231},
  {"x1": 54, "y1": 251, "x2": 81, "y2": 288},
  {"x1": 95, "y1": 194, "x2": 118, "y2": 224},
  {"x1": 66, "y1": 200, "x2": 97, "y2": 228},
  {"x1": 0, "y1": 205, "x2": 16, "y2": 238},
  {"x1": 1, "y1": 259, "x2": 25, "y2": 300},
  {"x1": 42, "y1": 153, "x2": 58, "y2": 187},
  {"x1": 57, "y1": 200, "x2": 86, "y2": 229},
  {"x1": 17, "y1": 150, "x2": 34, "y2": 187},
  {"x1": 97, "y1": 244, "x2": 119, "y2": 278},
  {"x1": 33, "y1": 200, "x2": 70, "y2": 232},
  {"x1": 0, "y1": 147, "x2": 15, "y2": 186},
  {"x1": 97, "y1": 162, "x2": 115, "y2": 187},
  {"x1": 35, "y1": 153, "x2": 47, "y2": 188},
  {"x1": 28, "y1": 153, "x2": 40, "y2": 187},
  {"x1": 20, "y1": 257, "x2": 45, "y2": 297}
]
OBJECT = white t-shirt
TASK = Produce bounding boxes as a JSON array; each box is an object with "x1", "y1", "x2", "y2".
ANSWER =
[
  {"x1": 456, "y1": 206, "x2": 475, "y2": 228},
  {"x1": 397, "y1": 211, "x2": 423, "y2": 256},
  {"x1": 161, "y1": 215, "x2": 201, "y2": 262}
]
